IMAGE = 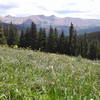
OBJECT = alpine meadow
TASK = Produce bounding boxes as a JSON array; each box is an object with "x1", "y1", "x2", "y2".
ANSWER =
[{"x1": 0, "y1": 0, "x2": 100, "y2": 100}]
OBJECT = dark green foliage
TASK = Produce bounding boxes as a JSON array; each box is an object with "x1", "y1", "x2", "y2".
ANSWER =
[
  {"x1": 22, "y1": 22, "x2": 37, "y2": 49},
  {"x1": 53, "y1": 28, "x2": 59, "y2": 52},
  {"x1": 1, "y1": 21, "x2": 100, "y2": 60},
  {"x1": 0, "y1": 25, "x2": 6, "y2": 44},
  {"x1": 7, "y1": 22, "x2": 19, "y2": 46},
  {"x1": 37, "y1": 28, "x2": 42, "y2": 50},
  {"x1": 47, "y1": 27, "x2": 58, "y2": 53},
  {"x1": 19, "y1": 30, "x2": 26, "y2": 47},
  {"x1": 88, "y1": 40, "x2": 100, "y2": 59},
  {"x1": 87, "y1": 31, "x2": 100, "y2": 40},
  {"x1": 47, "y1": 26, "x2": 54, "y2": 52},
  {"x1": 69, "y1": 23, "x2": 74, "y2": 55},
  {"x1": 4, "y1": 25, "x2": 9, "y2": 41},
  {"x1": 81, "y1": 33, "x2": 89, "y2": 58},
  {"x1": 38, "y1": 28, "x2": 46, "y2": 51},
  {"x1": 23, "y1": 27, "x2": 30, "y2": 48},
  {"x1": 30, "y1": 22, "x2": 37, "y2": 50},
  {"x1": 58, "y1": 30, "x2": 66, "y2": 53},
  {"x1": 72, "y1": 30, "x2": 78, "y2": 56},
  {"x1": 68, "y1": 23, "x2": 78, "y2": 56}
]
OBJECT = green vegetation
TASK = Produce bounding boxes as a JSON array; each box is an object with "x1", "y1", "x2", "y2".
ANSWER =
[
  {"x1": 0, "y1": 25, "x2": 6, "y2": 45},
  {"x1": 1, "y1": 22, "x2": 100, "y2": 60},
  {"x1": 0, "y1": 46, "x2": 100, "y2": 100}
]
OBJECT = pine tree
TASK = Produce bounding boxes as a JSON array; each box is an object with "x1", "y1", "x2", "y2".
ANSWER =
[
  {"x1": 53, "y1": 28, "x2": 58, "y2": 52},
  {"x1": 19, "y1": 30, "x2": 25, "y2": 47},
  {"x1": 81, "y1": 33, "x2": 89, "y2": 58},
  {"x1": 47, "y1": 26, "x2": 58, "y2": 53},
  {"x1": 23, "y1": 22, "x2": 37, "y2": 49},
  {"x1": 58, "y1": 30, "x2": 66, "y2": 54},
  {"x1": 89, "y1": 40, "x2": 100, "y2": 59},
  {"x1": 7, "y1": 22, "x2": 19, "y2": 46},
  {"x1": 68, "y1": 23, "x2": 76, "y2": 56},
  {"x1": 47, "y1": 26, "x2": 54, "y2": 52},
  {"x1": 4, "y1": 25, "x2": 9, "y2": 41},
  {"x1": 0, "y1": 25, "x2": 6, "y2": 44},
  {"x1": 29, "y1": 22, "x2": 37, "y2": 50},
  {"x1": 73, "y1": 30, "x2": 78, "y2": 56},
  {"x1": 38, "y1": 28, "x2": 46, "y2": 51}
]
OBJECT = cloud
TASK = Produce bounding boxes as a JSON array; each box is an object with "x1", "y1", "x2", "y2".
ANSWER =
[
  {"x1": 37, "y1": 6, "x2": 49, "y2": 11},
  {"x1": 0, "y1": 4, "x2": 17, "y2": 10},
  {"x1": 0, "y1": 0, "x2": 100, "y2": 19},
  {"x1": 55, "y1": 10, "x2": 86, "y2": 14},
  {"x1": 0, "y1": 3, "x2": 18, "y2": 15}
]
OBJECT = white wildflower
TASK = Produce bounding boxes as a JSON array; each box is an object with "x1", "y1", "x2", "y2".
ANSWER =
[
  {"x1": 46, "y1": 66, "x2": 54, "y2": 70},
  {"x1": 16, "y1": 89, "x2": 19, "y2": 93},
  {"x1": 90, "y1": 99, "x2": 94, "y2": 100},
  {"x1": 50, "y1": 66, "x2": 53, "y2": 69},
  {"x1": 92, "y1": 63, "x2": 100, "y2": 65}
]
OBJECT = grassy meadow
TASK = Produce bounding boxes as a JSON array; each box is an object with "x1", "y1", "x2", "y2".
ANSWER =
[{"x1": 0, "y1": 46, "x2": 100, "y2": 100}]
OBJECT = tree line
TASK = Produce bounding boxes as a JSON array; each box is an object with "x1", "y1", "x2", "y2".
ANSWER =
[{"x1": 0, "y1": 22, "x2": 100, "y2": 60}]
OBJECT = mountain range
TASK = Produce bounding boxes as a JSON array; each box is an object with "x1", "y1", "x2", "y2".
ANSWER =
[{"x1": 0, "y1": 15, "x2": 100, "y2": 34}]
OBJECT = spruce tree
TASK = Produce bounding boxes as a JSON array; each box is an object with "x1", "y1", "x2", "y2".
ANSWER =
[
  {"x1": 73, "y1": 30, "x2": 78, "y2": 56},
  {"x1": 29, "y1": 22, "x2": 37, "y2": 50},
  {"x1": 58, "y1": 30, "x2": 66, "y2": 54},
  {"x1": 47, "y1": 26, "x2": 54, "y2": 52},
  {"x1": 23, "y1": 27, "x2": 30, "y2": 48},
  {"x1": 0, "y1": 25, "x2": 6, "y2": 44},
  {"x1": 89, "y1": 40, "x2": 100, "y2": 59},
  {"x1": 38, "y1": 28, "x2": 46, "y2": 51},
  {"x1": 53, "y1": 28, "x2": 58, "y2": 52},
  {"x1": 19, "y1": 30, "x2": 26, "y2": 47},
  {"x1": 82, "y1": 33, "x2": 89, "y2": 58},
  {"x1": 47, "y1": 26, "x2": 58, "y2": 53},
  {"x1": 69, "y1": 23, "x2": 76, "y2": 56},
  {"x1": 7, "y1": 22, "x2": 19, "y2": 46}
]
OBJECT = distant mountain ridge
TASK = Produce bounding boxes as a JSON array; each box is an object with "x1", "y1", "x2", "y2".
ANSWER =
[{"x1": 0, "y1": 15, "x2": 100, "y2": 34}]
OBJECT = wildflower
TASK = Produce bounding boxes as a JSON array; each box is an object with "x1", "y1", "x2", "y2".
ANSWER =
[
  {"x1": 16, "y1": 89, "x2": 19, "y2": 93},
  {"x1": 51, "y1": 81, "x2": 55, "y2": 85},
  {"x1": 51, "y1": 66, "x2": 53, "y2": 69},
  {"x1": 90, "y1": 99, "x2": 93, "y2": 100},
  {"x1": 13, "y1": 45, "x2": 18, "y2": 49}
]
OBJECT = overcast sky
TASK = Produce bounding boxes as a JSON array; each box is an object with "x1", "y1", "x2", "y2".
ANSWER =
[{"x1": 0, "y1": 0, "x2": 100, "y2": 19}]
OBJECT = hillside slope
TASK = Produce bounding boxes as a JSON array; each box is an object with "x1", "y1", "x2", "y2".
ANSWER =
[
  {"x1": 87, "y1": 31, "x2": 100, "y2": 40},
  {"x1": 0, "y1": 46, "x2": 100, "y2": 100}
]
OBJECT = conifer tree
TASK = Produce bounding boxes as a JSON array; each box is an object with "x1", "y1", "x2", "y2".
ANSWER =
[
  {"x1": 58, "y1": 30, "x2": 66, "y2": 53},
  {"x1": 73, "y1": 30, "x2": 78, "y2": 56},
  {"x1": 0, "y1": 25, "x2": 6, "y2": 44},
  {"x1": 47, "y1": 26, "x2": 54, "y2": 52},
  {"x1": 69, "y1": 23, "x2": 75, "y2": 55},
  {"x1": 4, "y1": 25, "x2": 9, "y2": 41},
  {"x1": 19, "y1": 30, "x2": 25, "y2": 47},
  {"x1": 89, "y1": 40, "x2": 100, "y2": 59},
  {"x1": 23, "y1": 27, "x2": 31, "y2": 48},
  {"x1": 53, "y1": 28, "x2": 58, "y2": 52},
  {"x1": 38, "y1": 28, "x2": 46, "y2": 51},
  {"x1": 47, "y1": 26, "x2": 58, "y2": 53},
  {"x1": 7, "y1": 22, "x2": 19, "y2": 46},
  {"x1": 29, "y1": 22, "x2": 37, "y2": 50},
  {"x1": 82, "y1": 33, "x2": 89, "y2": 58}
]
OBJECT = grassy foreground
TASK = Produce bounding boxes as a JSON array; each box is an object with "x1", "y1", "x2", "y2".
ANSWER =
[{"x1": 0, "y1": 46, "x2": 100, "y2": 100}]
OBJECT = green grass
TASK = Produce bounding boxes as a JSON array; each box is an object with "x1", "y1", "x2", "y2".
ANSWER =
[{"x1": 0, "y1": 46, "x2": 100, "y2": 100}]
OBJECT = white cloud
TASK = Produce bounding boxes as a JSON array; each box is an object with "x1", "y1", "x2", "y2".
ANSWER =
[{"x1": 0, "y1": 0, "x2": 100, "y2": 19}]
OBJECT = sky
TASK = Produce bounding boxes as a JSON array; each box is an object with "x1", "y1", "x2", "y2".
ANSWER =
[{"x1": 0, "y1": 0, "x2": 100, "y2": 19}]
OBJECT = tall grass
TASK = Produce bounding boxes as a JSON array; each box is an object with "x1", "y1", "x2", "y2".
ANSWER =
[{"x1": 0, "y1": 46, "x2": 100, "y2": 100}]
